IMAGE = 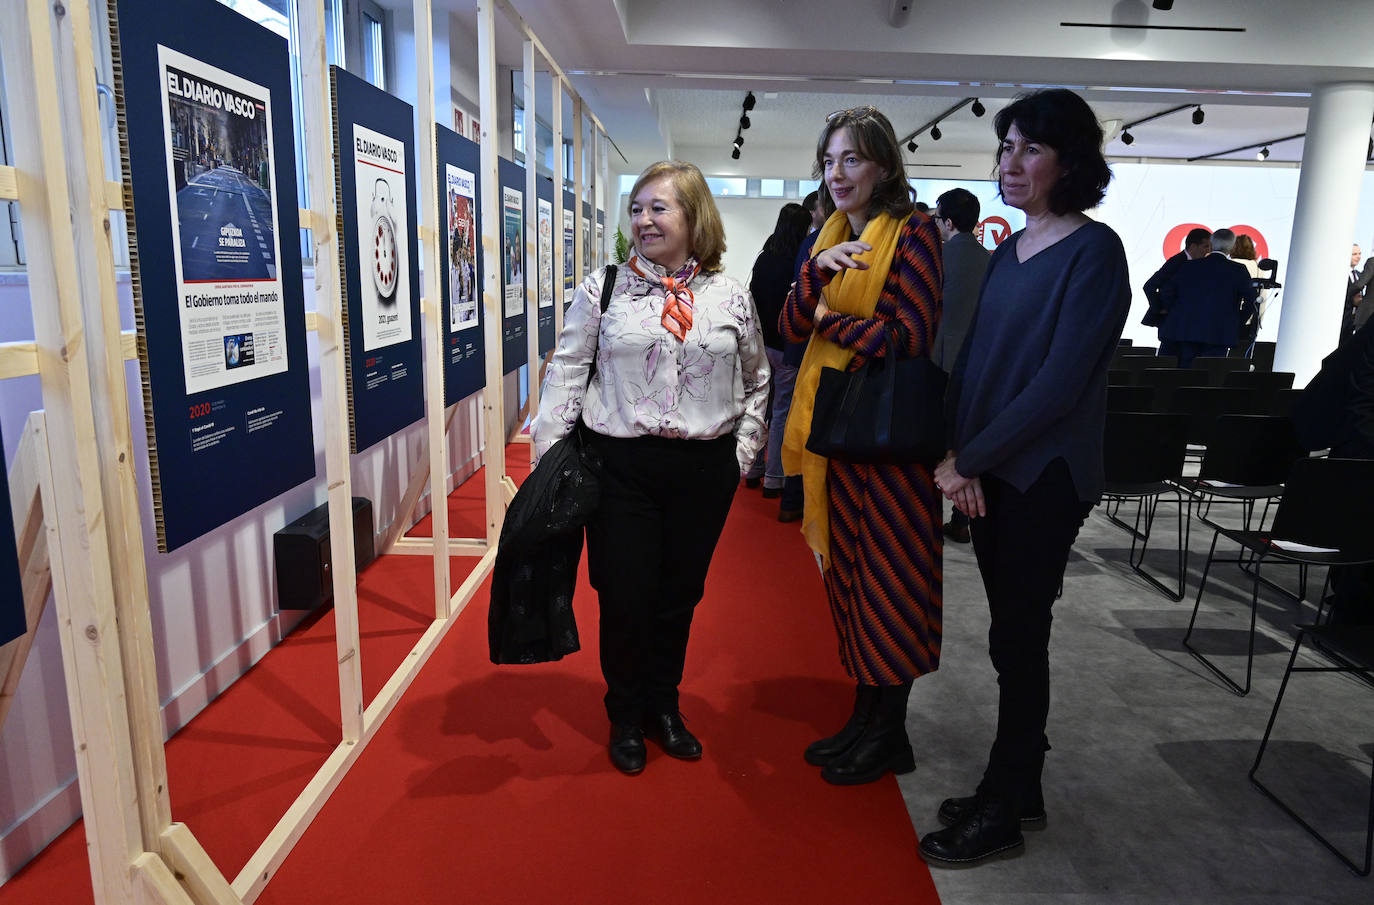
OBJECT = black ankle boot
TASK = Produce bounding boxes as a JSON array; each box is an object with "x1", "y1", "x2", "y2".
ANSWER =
[
  {"x1": 919, "y1": 795, "x2": 1025, "y2": 866},
  {"x1": 804, "y1": 684, "x2": 880, "y2": 766},
  {"x1": 820, "y1": 683, "x2": 915, "y2": 785}
]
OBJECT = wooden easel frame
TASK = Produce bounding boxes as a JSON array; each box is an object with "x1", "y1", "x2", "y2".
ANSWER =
[{"x1": 0, "y1": 0, "x2": 619, "y2": 903}]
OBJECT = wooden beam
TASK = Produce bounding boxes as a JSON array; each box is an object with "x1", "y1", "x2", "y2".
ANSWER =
[
  {"x1": 522, "y1": 39, "x2": 539, "y2": 467},
  {"x1": 477, "y1": 0, "x2": 507, "y2": 549},
  {"x1": 387, "y1": 536, "x2": 488, "y2": 557},
  {"x1": 59, "y1": 0, "x2": 175, "y2": 848},
  {"x1": 4, "y1": 0, "x2": 144, "y2": 897},
  {"x1": 375, "y1": 403, "x2": 459, "y2": 556},
  {"x1": 0, "y1": 165, "x2": 16, "y2": 200},
  {"x1": 412, "y1": 0, "x2": 453, "y2": 621},
  {"x1": 299, "y1": 0, "x2": 364, "y2": 743},
  {"x1": 551, "y1": 77, "x2": 565, "y2": 341}
]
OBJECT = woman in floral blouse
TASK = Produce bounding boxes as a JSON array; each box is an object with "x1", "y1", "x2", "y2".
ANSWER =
[{"x1": 531, "y1": 160, "x2": 770, "y2": 776}]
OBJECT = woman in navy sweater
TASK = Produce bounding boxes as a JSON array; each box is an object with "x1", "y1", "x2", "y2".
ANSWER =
[{"x1": 919, "y1": 88, "x2": 1131, "y2": 867}]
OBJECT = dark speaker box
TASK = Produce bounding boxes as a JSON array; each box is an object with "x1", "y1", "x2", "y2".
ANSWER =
[{"x1": 273, "y1": 497, "x2": 375, "y2": 611}]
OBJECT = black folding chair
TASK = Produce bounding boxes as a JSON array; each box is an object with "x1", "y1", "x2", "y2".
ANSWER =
[
  {"x1": 1223, "y1": 370, "x2": 1296, "y2": 392},
  {"x1": 1113, "y1": 345, "x2": 1157, "y2": 357},
  {"x1": 1140, "y1": 367, "x2": 1212, "y2": 411},
  {"x1": 1252, "y1": 341, "x2": 1277, "y2": 371},
  {"x1": 1101, "y1": 412, "x2": 1190, "y2": 600},
  {"x1": 1269, "y1": 388, "x2": 1302, "y2": 418},
  {"x1": 1249, "y1": 624, "x2": 1374, "y2": 876},
  {"x1": 1174, "y1": 414, "x2": 1304, "y2": 533},
  {"x1": 1108, "y1": 368, "x2": 1133, "y2": 386},
  {"x1": 1107, "y1": 384, "x2": 1153, "y2": 412},
  {"x1": 1191, "y1": 355, "x2": 1251, "y2": 386},
  {"x1": 1113, "y1": 355, "x2": 1178, "y2": 384},
  {"x1": 1184, "y1": 458, "x2": 1374, "y2": 695},
  {"x1": 1165, "y1": 386, "x2": 1262, "y2": 447}
]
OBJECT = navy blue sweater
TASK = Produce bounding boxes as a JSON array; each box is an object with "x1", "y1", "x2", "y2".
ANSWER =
[{"x1": 947, "y1": 221, "x2": 1131, "y2": 502}]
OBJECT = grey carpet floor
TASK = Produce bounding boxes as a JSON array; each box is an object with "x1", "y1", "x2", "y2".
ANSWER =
[{"x1": 902, "y1": 496, "x2": 1372, "y2": 904}]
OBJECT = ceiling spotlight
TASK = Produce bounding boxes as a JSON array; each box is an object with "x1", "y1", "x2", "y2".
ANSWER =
[
  {"x1": 1121, "y1": 129, "x2": 1134, "y2": 146},
  {"x1": 733, "y1": 134, "x2": 744, "y2": 148},
  {"x1": 1192, "y1": 106, "x2": 1205, "y2": 125},
  {"x1": 971, "y1": 99, "x2": 986, "y2": 118},
  {"x1": 742, "y1": 92, "x2": 756, "y2": 112},
  {"x1": 1257, "y1": 146, "x2": 1270, "y2": 160},
  {"x1": 930, "y1": 123, "x2": 942, "y2": 141},
  {"x1": 907, "y1": 140, "x2": 917, "y2": 152},
  {"x1": 739, "y1": 114, "x2": 751, "y2": 130},
  {"x1": 1152, "y1": 0, "x2": 1174, "y2": 9},
  {"x1": 731, "y1": 147, "x2": 741, "y2": 160}
]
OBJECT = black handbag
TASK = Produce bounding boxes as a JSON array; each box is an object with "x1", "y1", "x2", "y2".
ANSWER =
[{"x1": 805, "y1": 326, "x2": 946, "y2": 466}]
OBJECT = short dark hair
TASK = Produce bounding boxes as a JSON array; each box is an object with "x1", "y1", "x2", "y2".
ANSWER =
[
  {"x1": 812, "y1": 106, "x2": 914, "y2": 222},
  {"x1": 1185, "y1": 227, "x2": 1212, "y2": 251},
  {"x1": 914, "y1": 201, "x2": 930, "y2": 214},
  {"x1": 935, "y1": 188, "x2": 980, "y2": 233},
  {"x1": 802, "y1": 191, "x2": 819, "y2": 212},
  {"x1": 993, "y1": 88, "x2": 1112, "y2": 215}
]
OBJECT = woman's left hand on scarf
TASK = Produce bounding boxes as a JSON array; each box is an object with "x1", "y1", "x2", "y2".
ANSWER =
[{"x1": 816, "y1": 240, "x2": 872, "y2": 273}]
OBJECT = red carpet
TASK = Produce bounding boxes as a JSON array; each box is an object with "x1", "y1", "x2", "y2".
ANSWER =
[{"x1": 0, "y1": 451, "x2": 940, "y2": 905}]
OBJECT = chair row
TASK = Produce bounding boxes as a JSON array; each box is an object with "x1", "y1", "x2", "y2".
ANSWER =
[
  {"x1": 1109, "y1": 362, "x2": 1295, "y2": 391},
  {"x1": 1108, "y1": 384, "x2": 1300, "y2": 434},
  {"x1": 1114, "y1": 341, "x2": 1276, "y2": 371}
]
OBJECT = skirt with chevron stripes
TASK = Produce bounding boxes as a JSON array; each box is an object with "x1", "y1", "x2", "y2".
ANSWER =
[{"x1": 823, "y1": 459, "x2": 943, "y2": 684}]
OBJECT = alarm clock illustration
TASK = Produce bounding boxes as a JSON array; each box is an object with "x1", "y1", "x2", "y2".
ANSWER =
[{"x1": 369, "y1": 177, "x2": 399, "y2": 305}]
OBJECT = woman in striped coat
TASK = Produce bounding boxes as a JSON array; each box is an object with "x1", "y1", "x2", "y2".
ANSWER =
[{"x1": 781, "y1": 106, "x2": 943, "y2": 786}]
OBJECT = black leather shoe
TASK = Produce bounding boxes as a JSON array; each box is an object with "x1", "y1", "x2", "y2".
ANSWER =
[
  {"x1": 942, "y1": 521, "x2": 971, "y2": 544},
  {"x1": 762, "y1": 486, "x2": 782, "y2": 499},
  {"x1": 805, "y1": 685, "x2": 879, "y2": 766},
  {"x1": 820, "y1": 728, "x2": 915, "y2": 785},
  {"x1": 778, "y1": 508, "x2": 803, "y2": 523},
  {"x1": 644, "y1": 712, "x2": 702, "y2": 760},
  {"x1": 919, "y1": 798, "x2": 1025, "y2": 867},
  {"x1": 937, "y1": 794, "x2": 1046, "y2": 830},
  {"x1": 744, "y1": 476, "x2": 762, "y2": 489},
  {"x1": 608, "y1": 723, "x2": 646, "y2": 775}
]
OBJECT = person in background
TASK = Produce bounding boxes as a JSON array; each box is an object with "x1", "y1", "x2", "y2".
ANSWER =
[
  {"x1": 530, "y1": 160, "x2": 770, "y2": 776},
  {"x1": 931, "y1": 187, "x2": 991, "y2": 544},
  {"x1": 1142, "y1": 227, "x2": 1210, "y2": 337},
  {"x1": 1346, "y1": 242, "x2": 1374, "y2": 342},
  {"x1": 745, "y1": 203, "x2": 813, "y2": 498},
  {"x1": 1230, "y1": 233, "x2": 1266, "y2": 353},
  {"x1": 923, "y1": 88, "x2": 1130, "y2": 866},
  {"x1": 1155, "y1": 227, "x2": 1256, "y2": 366},
  {"x1": 777, "y1": 192, "x2": 830, "y2": 523},
  {"x1": 781, "y1": 105, "x2": 944, "y2": 787}
]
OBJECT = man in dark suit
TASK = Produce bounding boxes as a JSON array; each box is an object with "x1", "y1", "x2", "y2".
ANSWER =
[
  {"x1": 932, "y1": 188, "x2": 991, "y2": 543},
  {"x1": 1344, "y1": 242, "x2": 1374, "y2": 342},
  {"x1": 1142, "y1": 227, "x2": 1210, "y2": 333},
  {"x1": 1157, "y1": 228, "x2": 1258, "y2": 367}
]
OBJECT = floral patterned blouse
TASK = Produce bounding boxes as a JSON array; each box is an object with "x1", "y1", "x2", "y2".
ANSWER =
[{"x1": 531, "y1": 255, "x2": 771, "y2": 474}]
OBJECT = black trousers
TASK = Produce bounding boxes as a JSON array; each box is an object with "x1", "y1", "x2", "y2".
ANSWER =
[
  {"x1": 970, "y1": 458, "x2": 1091, "y2": 807},
  {"x1": 584, "y1": 432, "x2": 739, "y2": 725}
]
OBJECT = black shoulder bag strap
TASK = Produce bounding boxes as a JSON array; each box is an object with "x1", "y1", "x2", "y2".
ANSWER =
[{"x1": 585, "y1": 264, "x2": 617, "y2": 386}]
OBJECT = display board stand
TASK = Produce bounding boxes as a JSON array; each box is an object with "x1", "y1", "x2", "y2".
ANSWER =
[{"x1": 0, "y1": 0, "x2": 619, "y2": 902}]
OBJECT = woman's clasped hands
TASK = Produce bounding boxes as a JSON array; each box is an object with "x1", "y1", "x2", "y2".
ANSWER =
[{"x1": 934, "y1": 452, "x2": 986, "y2": 518}]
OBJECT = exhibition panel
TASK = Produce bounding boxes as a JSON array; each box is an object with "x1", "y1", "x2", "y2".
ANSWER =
[
  {"x1": 537, "y1": 176, "x2": 557, "y2": 355},
  {"x1": 499, "y1": 157, "x2": 529, "y2": 374},
  {"x1": 435, "y1": 125, "x2": 486, "y2": 408},
  {"x1": 111, "y1": 0, "x2": 315, "y2": 552},
  {"x1": 330, "y1": 67, "x2": 426, "y2": 454}
]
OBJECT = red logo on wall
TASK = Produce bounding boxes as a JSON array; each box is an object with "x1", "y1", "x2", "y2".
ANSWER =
[
  {"x1": 975, "y1": 217, "x2": 1011, "y2": 248},
  {"x1": 1161, "y1": 223, "x2": 1269, "y2": 260}
]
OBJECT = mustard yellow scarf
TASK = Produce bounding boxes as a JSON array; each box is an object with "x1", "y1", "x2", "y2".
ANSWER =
[{"x1": 782, "y1": 211, "x2": 904, "y2": 569}]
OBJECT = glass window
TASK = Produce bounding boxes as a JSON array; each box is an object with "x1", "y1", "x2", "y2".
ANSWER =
[
  {"x1": 759, "y1": 178, "x2": 785, "y2": 197},
  {"x1": 706, "y1": 177, "x2": 747, "y2": 197},
  {"x1": 361, "y1": 2, "x2": 386, "y2": 90}
]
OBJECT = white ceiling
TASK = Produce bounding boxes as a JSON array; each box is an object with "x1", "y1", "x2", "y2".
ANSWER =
[{"x1": 429, "y1": 0, "x2": 1374, "y2": 178}]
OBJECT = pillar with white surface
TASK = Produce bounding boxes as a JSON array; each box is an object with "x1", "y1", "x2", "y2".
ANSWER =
[{"x1": 1274, "y1": 82, "x2": 1374, "y2": 385}]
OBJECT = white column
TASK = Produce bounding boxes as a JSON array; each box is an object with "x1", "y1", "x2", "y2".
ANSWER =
[{"x1": 1274, "y1": 82, "x2": 1374, "y2": 385}]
